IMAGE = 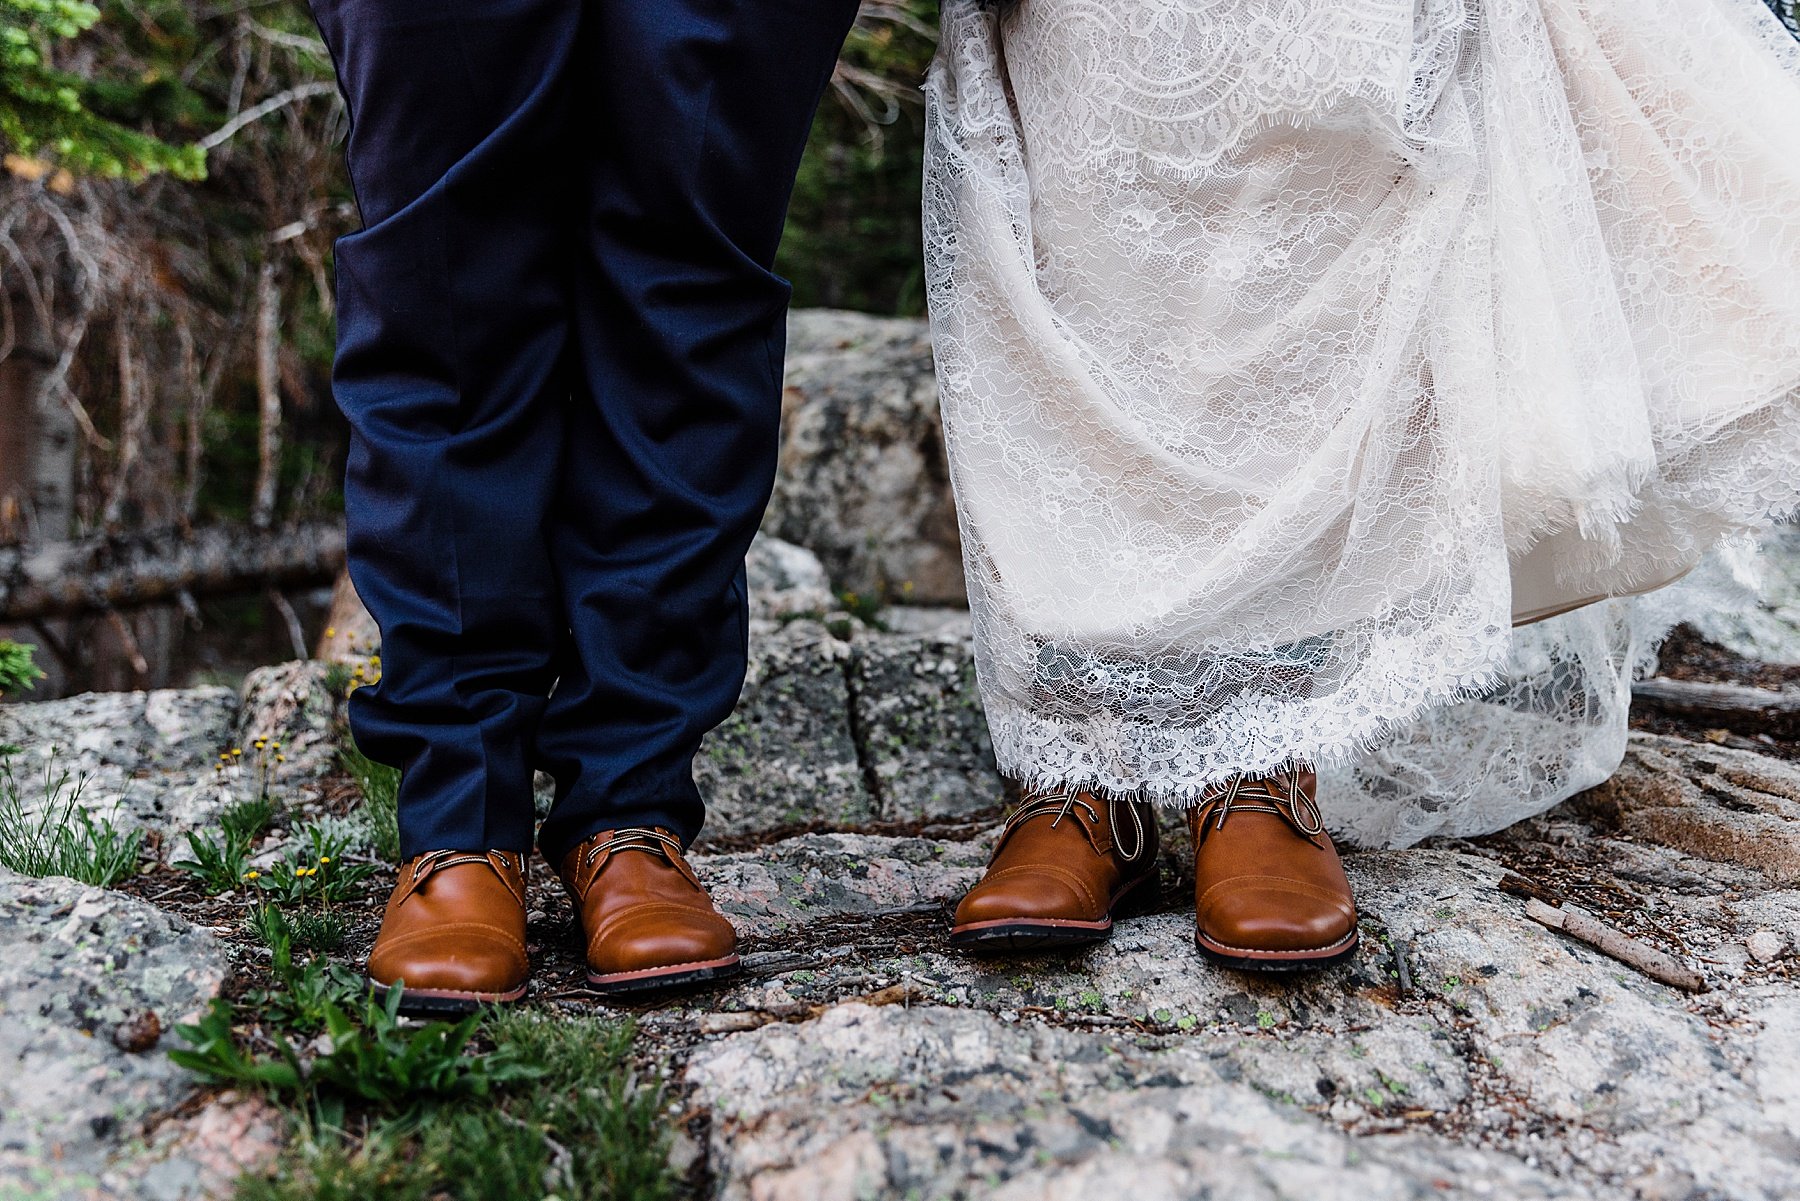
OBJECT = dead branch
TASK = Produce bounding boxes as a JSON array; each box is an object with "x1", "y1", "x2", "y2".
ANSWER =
[
  {"x1": 266, "y1": 587, "x2": 305, "y2": 659},
  {"x1": 104, "y1": 609, "x2": 150, "y2": 677},
  {"x1": 251, "y1": 256, "x2": 282, "y2": 529},
  {"x1": 102, "y1": 316, "x2": 147, "y2": 527},
  {"x1": 199, "y1": 81, "x2": 340, "y2": 151},
  {"x1": 1524, "y1": 898, "x2": 1707, "y2": 993},
  {"x1": 0, "y1": 521, "x2": 344, "y2": 622}
]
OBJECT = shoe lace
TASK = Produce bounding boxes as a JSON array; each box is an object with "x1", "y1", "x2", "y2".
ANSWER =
[
  {"x1": 1001, "y1": 785, "x2": 1150, "y2": 863},
  {"x1": 1200, "y1": 769, "x2": 1326, "y2": 844},
  {"x1": 583, "y1": 827, "x2": 684, "y2": 867},
  {"x1": 402, "y1": 848, "x2": 525, "y2": 905}
]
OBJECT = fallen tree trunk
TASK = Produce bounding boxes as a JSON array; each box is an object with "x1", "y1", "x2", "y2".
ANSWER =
[
  {"x1": 1631, "y1": 676, "x2": 1800, "y2": 739},
  {"x1": 0, "y1": 522, "x2": 345, "y2": 622}
]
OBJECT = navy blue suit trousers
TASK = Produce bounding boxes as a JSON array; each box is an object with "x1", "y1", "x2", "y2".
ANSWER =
[{"x1": 307, "y1": 0, "x2": 861, "y2": 864}]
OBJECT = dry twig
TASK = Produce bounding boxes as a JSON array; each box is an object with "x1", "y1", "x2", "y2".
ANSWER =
[{"x1": 1524, "y1": 898, "x2": 1707, "y2": 993}]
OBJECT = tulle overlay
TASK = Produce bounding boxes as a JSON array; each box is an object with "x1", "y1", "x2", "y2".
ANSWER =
[{"x1": 922, "y1": 0, "x2": 1800, "y2": 845}]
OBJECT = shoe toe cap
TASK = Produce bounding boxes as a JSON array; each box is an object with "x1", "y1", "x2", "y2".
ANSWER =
[
  {"x1": 367, "y1": 930, "x2": 526, "y2": 995},
  {"x1": 954, "y1": 872, "x2": 1094, "y2": 927},
  {"x1": 1198, "y1": 886, "x2": 1355, "y2": 954},
  {"x1": 591, "y1": 909, "x2": 737, "y2": 976}
]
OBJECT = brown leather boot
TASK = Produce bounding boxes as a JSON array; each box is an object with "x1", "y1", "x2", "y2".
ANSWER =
[
  {"x1": 950, "y1": 786, "x2": 1159, "y2": 952},
  {"x1": 1190, "y1": 768, "x2": 1359, "y2": 971},
  {"x1": 558, "y1": 827, "x2": 740, "y2": 997},
  {"x1": 365, "y1": 849, "x2": 530, "y2": 1013}
]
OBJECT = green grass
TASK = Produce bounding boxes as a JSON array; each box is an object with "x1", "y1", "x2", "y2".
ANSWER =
[
  {"x1": 193, "y1": 905, "x2": 677, "y2": 1201},
  {"x1": 248, "y1": 898, "x2": 348, "y2": 956},
  {"x1": 0, "y1": 754, "x2": 141, "y2": 886},
  {"x1": 222, "y1": 795, "x2": 278, "y2": 845},
  {"x1": 172, "y1": 987, "x2": 538, "y2": 1110},
  {"x1": 232, "y1": 1011, "x2": 680, "y2": 1201},
  {"x1": 340, "y1": 743, "x2": 400, "y2": 863}
]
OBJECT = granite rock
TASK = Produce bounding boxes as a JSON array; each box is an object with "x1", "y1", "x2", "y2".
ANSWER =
[
  {"x1": 767, "y1": 310, "x2": 964, "y2": 606},
  {"x1": 0, "y1": 869, "x2": 228, "y2": 1199}
]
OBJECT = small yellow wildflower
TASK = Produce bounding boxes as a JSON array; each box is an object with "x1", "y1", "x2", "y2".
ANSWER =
[
  {"x1": 276, "y1": 754, "x2": 287, "y2": 763},
  {"x1": 244, "y1": 870, "x2": 260, "y2": 881},
  {"x1": 319, "y1": 856, "x2": 331, "y2": 864},
  {"x1": 325, "y1": 626, "x2": 337, "y2": 638},
  {"x1": 294, "y1": 866, "x2": 306, "y2": 877}
]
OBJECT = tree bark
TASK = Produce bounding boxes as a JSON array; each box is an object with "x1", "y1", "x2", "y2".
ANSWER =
[
  {"x1": 0, "y1": 521, "x2": 344, "y2": 622},
  {"x1": 314, "y1": 566, "x2": 379, "y2": 662},
  {"x1": 0, "y1": 290, "x2": 77, "y2": 546}
]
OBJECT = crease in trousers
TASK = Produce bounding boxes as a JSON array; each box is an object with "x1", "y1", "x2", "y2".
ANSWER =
[{"x1": 307, "y1": 0, "x2": 861, "y2": 865}]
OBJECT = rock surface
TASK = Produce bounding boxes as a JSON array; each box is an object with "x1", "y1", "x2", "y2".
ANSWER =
[
  {"x1": 0, "y1": 869, "x2": 229, "y2": 1200},
  {"x1": 768, "y1": 310, "x2": 963, "y2": 606},
  {"x1": 677, "y1": 829, "x2": 1800, "y2": 1200},
  {"x1": 1579, "y1": 733, "x2": 1800, "y2": 882},
  {"x1": 1693, "y1": 525, "x2": 1800, "y2": 665},
  {"x1": 0, "y1": 663, "x2": 345, "y2": 859},
  {"x1": 6, "y1": 521, "x2": 1800, "y2": 1199},
  {"x1": 693, "y1": 617, "x2": 1001, "y2": 846},
  {"x1": 0, "y1": 686, "x2": 239, "y2": 846}
]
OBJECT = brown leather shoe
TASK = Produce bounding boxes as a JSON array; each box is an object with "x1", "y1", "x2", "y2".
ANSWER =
[
  {"x1": 366, "y1": 849, "x2": 530, "y2": 1014},
  {"x1": 950, "y1": 786, "x2": 1159, "y2": 952},
  {"x1": 558, "y1": 827, "x2": 740, "y2": 997},
  {"x1": 1191, "y1": 768, "x2": 1359, "y2": 971}
]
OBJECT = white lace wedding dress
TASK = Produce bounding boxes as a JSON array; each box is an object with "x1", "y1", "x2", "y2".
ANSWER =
[{"x1": 923, "y1": 0, "x2": 1800, "y2": 845}]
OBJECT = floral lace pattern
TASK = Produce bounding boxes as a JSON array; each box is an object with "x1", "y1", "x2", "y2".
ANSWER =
[{"x1": 924, "y1": 0, "x2": 1800, "y2": 844}]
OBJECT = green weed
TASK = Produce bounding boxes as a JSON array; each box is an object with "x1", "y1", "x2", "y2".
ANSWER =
[
  {"x1": 222, "y1": 795, "x2": 278, "y2": 845},
  {"x1": 340, "y1": 743, "x2": 400, "y2": 863},
  {"x1": 173, "y1": 828, "x2": 253, "y2": 894},
  {"x1": 256, "y1": 822, "x2": 378, "y2": 905},
  {"x1": 171, "y1": 988, "x2": 537, "y2": 1112},
  {"x1": 0, "y1": 754, "x2": 141, "y2": 886},
  {"x1": 226, "y1": 1011, "x2": 680, "y2": 1201}
]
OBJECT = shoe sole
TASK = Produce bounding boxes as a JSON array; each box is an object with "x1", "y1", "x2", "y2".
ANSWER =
[
  {"x1": 1193, "y1": 928, "x2": 1360, "y2": 973},
  {"x1": 948, "y1": 872, "x2": 1159, "y2": 954},
  {"x1": 365, "y1": 979, "x2": 528, "y2": 1017},
  {"x1": 586, "y1": 954, "x2": 742, "y2": 998}
]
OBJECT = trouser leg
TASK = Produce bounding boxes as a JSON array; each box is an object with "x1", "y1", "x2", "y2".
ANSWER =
[
  {"x1": 532, "y1": 0, "x2": 862, "y2": 864},
  {"x1": 310, "y1": 0, "x2": 579, "y2": 857}
]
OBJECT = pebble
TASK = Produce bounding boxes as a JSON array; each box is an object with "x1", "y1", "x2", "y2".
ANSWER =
[{"x1": 1747, "y1": 929, "x2": 1788, "y2": 962}]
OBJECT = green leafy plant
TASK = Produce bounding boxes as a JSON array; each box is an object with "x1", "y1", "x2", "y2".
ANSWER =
[
  {"x1": 236, "y1": 1012, "x2": 679, "y2": 1201},
  {"x1": 308, "y1": 990, "x2": 540, "y2": 1108},
  {"x1": 0, "y1": 0, "x2": 204, "y2": 179},
  {"x1": 255, "y1": 822, "x2": 378, "y2": 905},
  {"x1": 0, "y1": 640, "x2": 45, "y2": 697},
  {"x1": 173, "y1": 795, "x2": 283, "y2": 894},
  {"x1": 244, "y1": 900, "x2": 364, "y2": 1032},
  {"x1": 340, "y1": 742, "x2": 401, "y2": 863},
  {"x1": 172, "y1": 826, "x2": 253, "y2": 894},
  {"x1": 168, "y1": 1000, "x2": 303, "y2": 1092},
  {"x1": 172, "y1": 988, "x2": 538, "y2": 1113},
  {"x1": 0, "y1": 753, "x2": 140, "y2": 885}
]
